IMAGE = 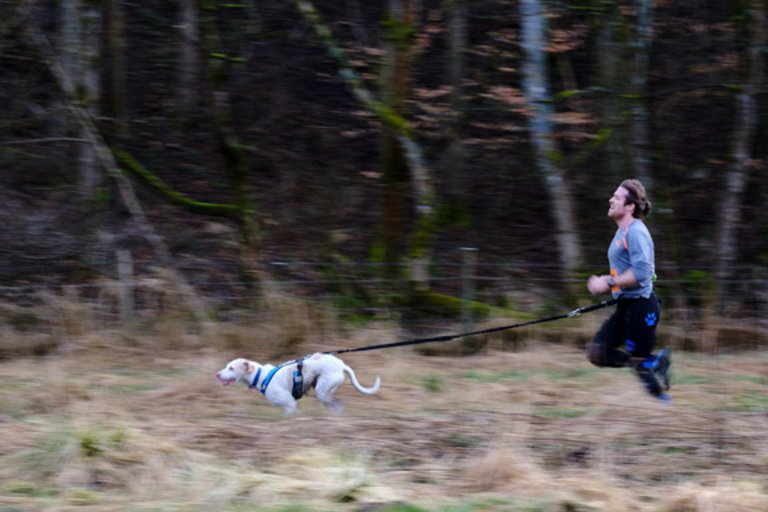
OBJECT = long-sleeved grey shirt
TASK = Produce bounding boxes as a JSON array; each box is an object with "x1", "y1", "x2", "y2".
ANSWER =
[{"x1": 607, "y1": 219, "x2": 655, "y2": 299}]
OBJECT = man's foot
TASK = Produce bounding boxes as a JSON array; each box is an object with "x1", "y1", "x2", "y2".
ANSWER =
[
  {"x1": 654, "y1": 348, "x2": 671, "y2": 391},
  {"x1": 635, "y1": 358, "x2": 663, "y2": 398},
  {"x1": 657, "y1": 392, "x2": 673, "y2": 404}
]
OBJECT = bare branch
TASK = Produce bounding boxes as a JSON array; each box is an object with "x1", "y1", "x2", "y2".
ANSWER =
[
  {"x1": 18, "y1": 14, "x2": 209, "y2": 322},
  {"x1": 0, "y1": 137, "x2": 89, "y2": 145}
]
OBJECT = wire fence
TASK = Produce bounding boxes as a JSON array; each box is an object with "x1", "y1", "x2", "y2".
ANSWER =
[{"x1": 1, "y1": 256, "x2": 766, "y2": 351}]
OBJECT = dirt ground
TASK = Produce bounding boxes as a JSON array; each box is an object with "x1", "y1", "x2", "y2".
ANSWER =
[{"x1": 1, "y1": 332, "x2": 767, "y2": 511}]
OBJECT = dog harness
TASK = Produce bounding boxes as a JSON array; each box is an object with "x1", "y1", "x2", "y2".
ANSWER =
[
  {"x1": 291, "y1": 359, "x2": 304, "y2": 399},
  {"x1": 250, "y1": 358, "x2": 306, "y2": 400}
]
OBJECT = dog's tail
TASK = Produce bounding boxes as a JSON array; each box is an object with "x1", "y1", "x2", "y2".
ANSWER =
[{"x1": 343, "y1": 365, "x2": 381, "y2": 394}]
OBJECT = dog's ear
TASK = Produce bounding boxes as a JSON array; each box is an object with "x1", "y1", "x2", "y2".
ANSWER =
[{"x1": 245, "y1": 361, "x2": 256, "y2": 373}]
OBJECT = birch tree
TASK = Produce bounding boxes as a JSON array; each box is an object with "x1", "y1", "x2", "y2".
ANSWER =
[
  {"x1": 715, "y1": 0, "x2": 766, "y2": 295},
  {"x1": 59, "y1": 0, "x2": 101, "y2": 199},
  {"x1": 21, "y1": 14, "x2": 209, "y2": 321},
  {"x1": 627, "y1": 0, "x2": 655, "y2": 188},
  {"x1": 101, "y1": 0, "x2": 124, "y2": 138},
  {"x1": 380, "y1": 0, "x2": 417, "y2": 277},
  {"x1": 119, "y1": 3, "x2": 260, "y2": 290},
  {"x1": 296, "y1": 0, "x2": 439, "y2": 291},
  {"x1": 178, "y1": 0, "x2": 201, "y2": 118},
  {"x1": 595, "y1": 0, "x2": 623, "y2": 178},
  {"x1": 520, "y1": 0, "x2": 583, "y2": 278}
]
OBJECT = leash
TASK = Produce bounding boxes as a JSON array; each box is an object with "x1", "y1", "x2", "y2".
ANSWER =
[
  {"x1": 328, "y1": 299, "x2": 618, "y2": 355},
  {"x1": 255, "y1": 299, "x2": 617, "y2": 401}
]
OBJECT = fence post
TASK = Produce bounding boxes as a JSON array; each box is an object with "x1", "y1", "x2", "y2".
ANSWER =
[
  {"x1": 460, "y1": 247, "x2": 478, "y2": 332},
  {"x1": 117, "y1": 249, "x2": 134, "y2": 327}
]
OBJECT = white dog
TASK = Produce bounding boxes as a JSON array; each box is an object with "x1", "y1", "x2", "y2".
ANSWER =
[{"x1": 216, "y1": 352, "x2": 380, "y2": 415}]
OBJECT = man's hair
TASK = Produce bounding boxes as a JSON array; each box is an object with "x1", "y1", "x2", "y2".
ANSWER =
[{"x1": 620, "y1": 178, "x2": 652, "y2": 218}]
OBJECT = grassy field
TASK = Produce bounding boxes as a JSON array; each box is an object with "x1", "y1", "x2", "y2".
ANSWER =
[{"x1": 1, "y1": 326, "x2": 767, "y2": 511}]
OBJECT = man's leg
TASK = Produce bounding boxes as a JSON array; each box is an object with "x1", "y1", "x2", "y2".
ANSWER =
[
  {"x1": 588, "y1": 305, "x2": 630, "y2": 368},
  {"x1": 624, "y1": 295, "x2": 670, "y2": 398},
  {"x1": 651, "y1": 348, "x2": 672, "y2": 391},
  {"x1": 630, "y1": 357, "x2": 663, "y2": 397}
]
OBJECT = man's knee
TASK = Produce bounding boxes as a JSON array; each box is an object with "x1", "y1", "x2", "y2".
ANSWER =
[
  {"x1": 587, "y1": 342, "x2": 607, "y2": 367},
  {"x1": 588, "y1": 342, "x2": 631, "y2": 368}
]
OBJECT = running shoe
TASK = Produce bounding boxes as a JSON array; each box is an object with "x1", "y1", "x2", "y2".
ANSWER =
[{"x1": 654, "y1": 348, "x2": 671, "y2": 391}]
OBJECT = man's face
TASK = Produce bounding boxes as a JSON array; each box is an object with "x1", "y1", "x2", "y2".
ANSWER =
[{"x1": 608, "y1": 186, "x2": 634, "y2": 220}]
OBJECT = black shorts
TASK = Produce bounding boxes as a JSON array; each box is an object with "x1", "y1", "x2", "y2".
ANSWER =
[{"x1": 588, "y1": 294, "x2": 660, "y2": 367}]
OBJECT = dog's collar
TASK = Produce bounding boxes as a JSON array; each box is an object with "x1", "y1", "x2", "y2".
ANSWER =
[{"x1": 249, "y1": 367, "x2": 262, "y2": 390}]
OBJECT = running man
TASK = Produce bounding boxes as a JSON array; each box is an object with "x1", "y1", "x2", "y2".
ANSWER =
[{"x1": 586, "y1": 179, "x2": 671, "y2": 401}]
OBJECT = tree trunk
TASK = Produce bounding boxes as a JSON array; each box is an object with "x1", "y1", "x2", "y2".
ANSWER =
[
  {"x1": 200, "y1": 3, "x2": 261, "y2": 290},
  {"x1": 715, "y1": 0, "x2": 766, "y2": 294},
  {"x1": 296, "y1": 0, "x2": 438, "y2": 290},
  {"x1": 596, "y1": 0, "x2": 624, "y2": 180},
  {"x1": 628, "y1": 0, "x2": 654, "y2": 188},
  {"x1": 700, "y1": 0, "x2": 765, "y2": 353},
  {"x1": 22, "y1": 18, "x2": 210, "y2": 323},
  {"x1": 59, "y1": 0, "x2": 79, "y2": 78},
  {"x1": 101, "y1": 0, "x2": 125, "y2": 138},
  {"x1": 178, "y1": 0, "x2": 201, "y2": 118},
  {"x1": 444, "y1": 0, "x2": 467, "y2": 203},
  {"x1": 79, "y1": 3, "x2": 101, "y2": 198},
  {"x1": 380, "y1": 0, "x2": 416, "y2": 277},
  {"x1": 520, "y1": 0, "x2": 583, "y2": 279},
  {"x1": 59, "y1": 0, "x2": 101, "y2": 199}
]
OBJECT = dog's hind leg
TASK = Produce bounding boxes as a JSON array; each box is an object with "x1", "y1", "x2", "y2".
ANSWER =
[{"x1": 315, "y1": 373, "x2": 345, "y2": 414}]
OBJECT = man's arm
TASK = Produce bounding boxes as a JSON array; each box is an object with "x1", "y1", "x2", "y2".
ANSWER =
[{"x1": 587, "y1": 270, "x2": 638, "y2": 295}]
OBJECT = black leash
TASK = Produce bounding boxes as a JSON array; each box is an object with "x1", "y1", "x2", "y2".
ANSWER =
[{"x1": 329, "y1": 298, "x2": 618, "y2": 355}]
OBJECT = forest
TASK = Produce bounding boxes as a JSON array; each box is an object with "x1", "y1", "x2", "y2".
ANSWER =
[
  {"x1": 1, "y1": 1, "x2": 767, "y2": 510},
  {"x1": 1, "y1": 0, "x2": 765, "y2": 325}
]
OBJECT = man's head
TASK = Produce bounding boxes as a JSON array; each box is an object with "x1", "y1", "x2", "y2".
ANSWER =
[{"x1": 608, "y1": 179, "x2": 651, "y2": 221}]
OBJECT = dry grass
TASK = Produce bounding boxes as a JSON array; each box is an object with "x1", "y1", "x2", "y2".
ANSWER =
[{"x1": 1, "y1": 295, "x2": 767, "y2": 511}]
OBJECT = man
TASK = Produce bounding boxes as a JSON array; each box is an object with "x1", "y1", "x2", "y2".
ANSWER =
[{"x1": 586, "y1": 179, "x2": 671, "y2": 401}]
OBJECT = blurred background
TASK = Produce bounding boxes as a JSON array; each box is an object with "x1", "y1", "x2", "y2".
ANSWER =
[
  {"x1": 1, "y1": 0, "x2": 765, "y2": 350},
  {"x1": 0, "y1": 0, "x2": 768, "y2": 342},
  {"x1": 1, "y1": 2, "x2": 767, "y2": 510}
]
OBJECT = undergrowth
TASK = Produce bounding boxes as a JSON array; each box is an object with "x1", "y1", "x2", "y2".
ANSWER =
[{"x1": 1, "y1": 289, "x2": 768, "y2": 511}]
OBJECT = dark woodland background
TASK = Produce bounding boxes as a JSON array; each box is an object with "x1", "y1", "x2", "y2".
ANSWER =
[{"x1": 1, "y1": 0, "x2": 766, "y2": 342}]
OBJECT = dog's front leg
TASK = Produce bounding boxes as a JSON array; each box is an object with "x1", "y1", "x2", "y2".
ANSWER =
[
  {"x1": 281, "y1": 399, "x2": 297, "y2": 416},
  {"x1": 266, "y1": 389, "x2": 298, "y2": 416}
]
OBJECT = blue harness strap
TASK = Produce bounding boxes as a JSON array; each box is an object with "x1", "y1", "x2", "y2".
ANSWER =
[{"x1": 259, "y1": 366, "x2": 281, "y2": 395}]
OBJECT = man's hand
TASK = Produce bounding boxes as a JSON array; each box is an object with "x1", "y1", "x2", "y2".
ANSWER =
[{"x1": 587, "y1": 274, "x2": 611, "y2": 295}]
